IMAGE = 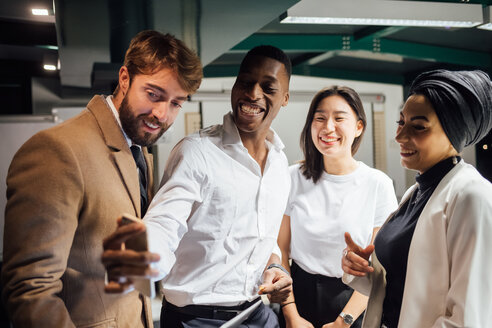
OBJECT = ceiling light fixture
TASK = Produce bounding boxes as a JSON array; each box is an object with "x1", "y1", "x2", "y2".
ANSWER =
[
  {"x1": 281, "y1": 0, "x2": 482, "y2": 28},
  {"x1": 43, "y1": 64, "x2": 57, "y2": 71},
  {"x1": 282, "y1": 17, "x2": 479, "y2": 28},
  {"x1": 32, "y1": 8, "x2": 49, "y2": 16},
  {"x1": 477, "y1": 23, "x2": 492, "y2": 30},
  {"x1": 477, "y1": 6, "x2": 492, "y2": 30}
]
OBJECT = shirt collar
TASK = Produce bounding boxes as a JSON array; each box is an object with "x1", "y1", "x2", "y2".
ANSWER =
[
  {"x1": 106, "y1": 95, "x2": 133, "y2": 149},
  {"x1": 221, "y1": 112, "x2": 285, "y2": 151}
]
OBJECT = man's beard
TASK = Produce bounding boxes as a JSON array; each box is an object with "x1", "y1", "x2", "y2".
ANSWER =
[{"x1": 119, "y1": 95, "x2": 168, "y2": 147}]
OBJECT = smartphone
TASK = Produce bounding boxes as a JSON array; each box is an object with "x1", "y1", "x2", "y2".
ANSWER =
[{"x1": 120, "y1": 213, "x2": 156, "y2": 298}]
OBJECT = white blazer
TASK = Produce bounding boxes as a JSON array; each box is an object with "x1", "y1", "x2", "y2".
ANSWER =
[{"x1": 344, "y1": 160, "x2": 492, "y2": 328}]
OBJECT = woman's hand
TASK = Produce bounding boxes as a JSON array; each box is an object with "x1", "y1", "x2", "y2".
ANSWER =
[
  {"x1": 322, "y1": 315, "x2": 352, "y2": 328},
  {"x1": 341, "y1": 232, "x2": 375, "y2": 277},
  {"x1": 322, "y1": 321, "x2": 347, "y2": 328},
  {"x1": 285, "y1": 314, "x2": 314, "y2": 328}
]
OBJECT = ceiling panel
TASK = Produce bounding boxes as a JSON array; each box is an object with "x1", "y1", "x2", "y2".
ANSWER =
[{"x1": 0, "y1": 0, "x2": 491, "y2": 115}]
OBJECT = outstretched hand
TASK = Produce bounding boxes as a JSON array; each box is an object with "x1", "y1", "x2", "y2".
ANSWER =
[
  {"x1": 101, "y1": 216, "x2": 160, "y2": 293},
  {"x1": 341, "y1": 232, "x2": 375, "y2": 277}
]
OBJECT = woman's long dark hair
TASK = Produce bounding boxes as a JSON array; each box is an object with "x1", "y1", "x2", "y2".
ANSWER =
[{"x1": 300, "y1": 86, "x2": 367, "y2": 183}]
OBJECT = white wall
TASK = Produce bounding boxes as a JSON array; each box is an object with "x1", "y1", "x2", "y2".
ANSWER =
[{"x1": 155, "y1": 75, "x2": 408, "y2": 198}]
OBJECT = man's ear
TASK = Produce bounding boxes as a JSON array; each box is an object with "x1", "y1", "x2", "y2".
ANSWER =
[
  {"x1": 282, "y1": 92, "x2": 290, "y2": 107},
  {"x1": 118, "y1": 66, "x2": 130, "y2": 95}
]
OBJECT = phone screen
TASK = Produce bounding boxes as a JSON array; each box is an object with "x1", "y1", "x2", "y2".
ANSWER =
[{"x1": 121, "y1": 214, "x2": 148, "y2": 252}]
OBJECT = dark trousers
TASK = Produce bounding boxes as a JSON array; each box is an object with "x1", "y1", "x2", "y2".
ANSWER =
[
  {"x1": 279, "y1": 261, "x2": 363, "y2": 328},
  {"x1": 161, "y1": 301, "x2": 279, "y2": 328}
]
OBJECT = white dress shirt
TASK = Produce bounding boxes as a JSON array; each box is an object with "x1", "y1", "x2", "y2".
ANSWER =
[{"x1": 144, "y1": 112, "x2": 290, "y2": 307}]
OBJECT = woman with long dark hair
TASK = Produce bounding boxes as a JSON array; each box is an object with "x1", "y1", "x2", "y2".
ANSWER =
[{"x1": 278, "y1": 86, "x2": 398, "y2": 328}]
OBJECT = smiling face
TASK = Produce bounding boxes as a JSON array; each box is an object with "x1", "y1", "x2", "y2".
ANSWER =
[
  {"x1": 230, "y1": 56, "x2": 289, "y2": 139},
  {"x1": 117, "y1": 66, "x2": 189, "y2": 146},
  {"x1": 395, "y1": 94, "x2": 458, "y2": 173},
  {"x1": 311, "y1": 95, "x2": 364, "y2": 161}
]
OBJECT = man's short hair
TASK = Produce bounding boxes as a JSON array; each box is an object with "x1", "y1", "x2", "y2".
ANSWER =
[
  {"x1": 239, "y1": 45, "x2": 292, "y2": 81},
  {"x1": 124, "y1": 30, "x2": 203, "y2": 94}
]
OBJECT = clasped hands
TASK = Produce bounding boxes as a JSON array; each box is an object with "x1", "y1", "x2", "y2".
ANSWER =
[{"x1": 259, "y1": 266, "x2": 293, "y2": 304}]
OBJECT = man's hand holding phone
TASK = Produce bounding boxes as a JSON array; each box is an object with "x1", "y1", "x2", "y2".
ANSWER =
[{"x1": 102, "y1": 214, "x2": 160, "y2": 297}]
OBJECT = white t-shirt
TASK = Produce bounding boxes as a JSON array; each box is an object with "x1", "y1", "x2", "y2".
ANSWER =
[{"x1": 286, "y1": 162, "x2": 397, "y2": 278}]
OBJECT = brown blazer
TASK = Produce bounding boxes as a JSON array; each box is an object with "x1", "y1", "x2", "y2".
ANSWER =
[{"x1": 2, "y1": 96, "x2": 154, "y2": 328}]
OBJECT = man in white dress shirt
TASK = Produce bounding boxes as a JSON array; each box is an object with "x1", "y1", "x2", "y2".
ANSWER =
[{"x1": 102, "y1": 45, "x2": 293, "y2": 327}]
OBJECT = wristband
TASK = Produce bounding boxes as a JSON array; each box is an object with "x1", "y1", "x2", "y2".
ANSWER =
[
  {"x1": 281, "y1": 301, "x2": 295, "y2": 308},
  {"x1": 266, "y1": 263, "x2": 290, "y2": 276}
]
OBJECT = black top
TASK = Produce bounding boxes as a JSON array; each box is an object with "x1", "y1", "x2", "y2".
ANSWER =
[{"x1": 374, "y1": 156, "x2": 460, "y2": 327}]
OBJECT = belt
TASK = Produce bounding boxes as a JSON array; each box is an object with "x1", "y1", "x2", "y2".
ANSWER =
[{"x1": 165, "y1": 298, "x2": 261, "y2": 321}]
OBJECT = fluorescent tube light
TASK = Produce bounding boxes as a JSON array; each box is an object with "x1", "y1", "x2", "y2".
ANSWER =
[
  {"x1": 282, "y1": 17, "x2": 481, "y2": 28},
  {"x1": 478, "y1": 6, "x2": 492, "y2": 30},
  {"x1": 282, "y1": 0, "x2": 483, "y2": 28},
  {"x1": 32, "y1": 9, "x2": 49, "y2": 16},
  {"x1": 43, "y1": 64, "x2": 57, "y2": 71},
  {"x1": 477, "y1": 23, "x2": 492, "y2": 30}
]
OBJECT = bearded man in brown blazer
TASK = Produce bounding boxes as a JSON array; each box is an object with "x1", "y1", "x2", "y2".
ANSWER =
[{"x1": 1, "y1": 30, "x2": 202, "y2": 328}]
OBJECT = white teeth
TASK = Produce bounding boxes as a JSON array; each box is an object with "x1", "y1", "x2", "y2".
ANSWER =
[
  {"x1": 401, "y1": 149, "x2": 416, "y2": 154},
  {"x1": 144, "y1": 121, "x2": 159, "y2": 129},
  {"x1": 240, "y1": 104, "x2": 261, "y2": 114},
  {"x1": 321, "y1": 136, "x2": 338, "y2": 142}
]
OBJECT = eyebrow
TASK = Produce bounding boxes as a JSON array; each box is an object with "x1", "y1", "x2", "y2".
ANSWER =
[
  {"x1": 262, "y1": 75, "x2": 278, "y2": 83},
  {"x1": 410, "y1": 115, "x2": 429, "y2": 122},
  {"x1": 315, "y1": 109, "x2": 349, "y2": 115},
  {"x1": 399, "y1": 112, "x2": 429, "y2": 122},
  {"x1": 239, "y1": 72, "x2": 279, "y2": 83},
  {"x1": 146, "y1": 83, "x2": 188, "y2": 101}
]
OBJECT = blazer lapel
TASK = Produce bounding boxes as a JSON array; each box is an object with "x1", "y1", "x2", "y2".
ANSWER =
[
  {"x1": 86, "y1": 95, "x2": 141, "y2": 217},
  {"x1": 112, "y1": 151, "x2": 141, "y2": 218}
]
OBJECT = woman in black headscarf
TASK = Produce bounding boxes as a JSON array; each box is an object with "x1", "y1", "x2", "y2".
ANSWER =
[{"x1": 340, "y1": 69, "x2": 492, "y2": 328}]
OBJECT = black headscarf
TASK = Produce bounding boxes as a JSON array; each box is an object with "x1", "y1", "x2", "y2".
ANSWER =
[{"x1": 409, "y1": 69, "x2": 492, "y2": 152}]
